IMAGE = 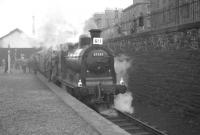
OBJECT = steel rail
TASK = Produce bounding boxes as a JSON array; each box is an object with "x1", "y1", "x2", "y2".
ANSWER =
[{"x1": 102, "y1": 109, "x2": 168, "y2": 135}]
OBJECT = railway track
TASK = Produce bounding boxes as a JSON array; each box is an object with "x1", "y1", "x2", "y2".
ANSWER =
[
  {"x1": 56, "y1": 78, "x2": 168, "y2": 135},
  {"x1": 101, "y1": 109, "x2": 168, "y2": 135}
]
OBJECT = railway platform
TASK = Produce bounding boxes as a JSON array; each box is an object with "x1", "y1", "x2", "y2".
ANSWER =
[{"x1": 0, "y1": 70, "x2": 130, "y2": 135}]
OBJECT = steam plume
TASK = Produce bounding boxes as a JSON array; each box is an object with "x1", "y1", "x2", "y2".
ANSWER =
[
  {"x1": 114, "y1": 54, "x2": 131, "y2": 85},
  {"x1": 36, "y1": 12, "x2": 78, "y2": 49},
  {"x1": 83, "y1": 17, "x2": 98, "y2": 36},
  {"x1": 114, "y1": 54, "x2": 134, "y2": 114}
]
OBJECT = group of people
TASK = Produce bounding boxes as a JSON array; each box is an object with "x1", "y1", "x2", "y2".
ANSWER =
[
  {"x1": 0, "y1": 56, "x2": 38, "y2": 74},
  {"x1": 0, "y1": 58, "x2": 7, "y2": 73}
]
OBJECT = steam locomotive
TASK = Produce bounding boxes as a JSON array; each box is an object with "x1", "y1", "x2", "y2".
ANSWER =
[{"x1": 35, "y1": 29, "x2": 127, "y2": 108}]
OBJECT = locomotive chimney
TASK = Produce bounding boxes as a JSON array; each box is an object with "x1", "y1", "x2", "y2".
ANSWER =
[
  {"x1": 79, "y1": 35, "x2": 90, "y2": 48},
  {"x1": 89, "y1": 29, "x2": 102, "y2": 45}
]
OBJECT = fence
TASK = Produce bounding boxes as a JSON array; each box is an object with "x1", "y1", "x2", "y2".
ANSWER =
[{"x1": 150, "y1": 0, "x2": 200, "y2": 30}]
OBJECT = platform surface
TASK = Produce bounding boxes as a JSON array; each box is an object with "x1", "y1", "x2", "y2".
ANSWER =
[
  {"x1": 0, "y1": 71, "x2": 99, "y2": 135},
  {"x1": 0, "y1": 69, "x2": 130, "y2": 135}
]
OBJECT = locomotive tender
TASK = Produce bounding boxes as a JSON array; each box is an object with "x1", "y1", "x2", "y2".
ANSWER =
[{"x1": 35, "y1": 29, "x2": 126, "y2": 107}]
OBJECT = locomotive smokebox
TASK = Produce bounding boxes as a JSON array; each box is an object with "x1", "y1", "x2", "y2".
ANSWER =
[{"x1": 89, "y1": 29, "x2": 102, "y2": 45}]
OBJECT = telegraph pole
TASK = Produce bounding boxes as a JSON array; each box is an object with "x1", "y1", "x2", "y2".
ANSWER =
[{"x1": 32, "y1": 16, "x2": 35, "y2": 36}]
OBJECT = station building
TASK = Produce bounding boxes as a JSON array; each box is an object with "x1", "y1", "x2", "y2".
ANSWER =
[{"x1": 0, "y1": 28, "x2": 40, "y2": 66}]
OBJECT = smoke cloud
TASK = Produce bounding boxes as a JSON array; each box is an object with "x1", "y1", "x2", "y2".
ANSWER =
[
  {"x1": 36, "y1": 11, "x2": 78, "y2": 49},
  {"x1": 83, "y1": 17, "x2": 98, "y2": 36}
]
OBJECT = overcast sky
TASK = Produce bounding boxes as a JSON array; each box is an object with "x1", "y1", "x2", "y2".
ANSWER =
[{"x1": 0, "y1": 0, "x2": 132, "y2": 43}]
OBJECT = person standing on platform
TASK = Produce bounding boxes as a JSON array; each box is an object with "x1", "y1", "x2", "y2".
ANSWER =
[
  {"x1": 0, "y1": 58, "x2": 1, "y2": 71},
  {"x1": 51, "y1": 51, "x2": 58, "y2": 82},
  {"x1": 27, "y1": 59, "x2": 31, "y2": 73},
  {"x1": 47, "y1": 56, "x2": 53, "y2": 82},
  {"x1": 2, "y1": 59, "x2": 5, "y2": 73},
  {"x1": 33, "y1": 56, "x2": 38, "y2": 74},
  {"x1": 21, "y1": 55, "x2": 26, "y2": 73},
  {"x1": 4, "y1": 58, "x2": 8, "y2": 73},
  {"x1": 30, "y1": 55, "x2": 38, "y2": 74}
]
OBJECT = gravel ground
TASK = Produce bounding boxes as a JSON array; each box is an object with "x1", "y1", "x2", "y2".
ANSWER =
[
  {"x1": 0, "y1": 73, "x2": 99, "y2": 135},
  {"x1": 132, "y1": 99, "x2": 200, "y2": 135}
]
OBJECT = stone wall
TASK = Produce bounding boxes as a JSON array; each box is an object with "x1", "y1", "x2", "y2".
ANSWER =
[
  {"x1": 106, "y1": 28, "x2": 200, "y2": 55},
  {"x1": 105, "y1": 27, "x2": 200, "y2": 117}
]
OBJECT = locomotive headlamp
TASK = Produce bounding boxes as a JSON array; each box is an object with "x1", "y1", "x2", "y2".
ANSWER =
[
  {"x1": 78, "y1": 80, "x2": 83, "y2": 87},
  {"x1": 120, "y1": 77, "x2": 125, "y2": 85}
]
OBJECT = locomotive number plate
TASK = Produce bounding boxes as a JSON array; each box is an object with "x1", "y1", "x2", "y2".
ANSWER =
[{"x1": 93, "y1": 38, "x2": 103, "y2": 45}]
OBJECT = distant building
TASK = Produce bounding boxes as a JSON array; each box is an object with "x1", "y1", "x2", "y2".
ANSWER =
[
  {"x1": 86, "y1": 0, "x2": 200, "y2": 41},
  {"x1": 120, "y1": 0, "x2": 151, "y2": 35},
  {"x1": 133, "y1": 0, "x2": 148, "y2": 5},
  {"x1": 102, "y1": 9, "x2": 122, "y2": 28},
  {"x1": 93, "y1": 13, "x2": 105, "y2": 29},
  {"x1": 101, "y1": 9, "x2": 123, "y2": 39},
  {"x1": 0, "y1": 28, "x2": 38, "y2": 48},
  {"x1": 83, "y1": 9, "x2": 122, "y2": 39},
  {"x1": 100, "y1": 0, "x2": 150, "y2": 39},
  {"x1": 83, "y1": 13, "x2": 105, "y2": 35},
  {"x1": 85, "y1": 0, "x2": 152, "y2": 39},
  {"x1": 0, "y1": 28, "x2": 40, "y2": 64}
]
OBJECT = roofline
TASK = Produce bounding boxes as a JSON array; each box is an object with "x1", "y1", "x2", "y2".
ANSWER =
[
  {"x1": 123, "y1": 2, "x2": 150, "y2": 12},
  {"x1": 0, "y1": 28, "x2": 23, "y2": 40}
]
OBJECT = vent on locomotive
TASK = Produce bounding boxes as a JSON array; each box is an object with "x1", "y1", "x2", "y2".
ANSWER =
[{"x1": 86, "y1": 49, "x2": 111, "y2": 76}]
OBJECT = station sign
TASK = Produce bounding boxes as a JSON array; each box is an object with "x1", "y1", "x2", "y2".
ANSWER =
[{"x1": 93, "y1": 38, "x2": 103, "y2": 45}]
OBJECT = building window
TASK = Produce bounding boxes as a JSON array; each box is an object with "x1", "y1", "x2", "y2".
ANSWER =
[{"x1": 139, "y1": 16, "x2": 144, "y2": 26}]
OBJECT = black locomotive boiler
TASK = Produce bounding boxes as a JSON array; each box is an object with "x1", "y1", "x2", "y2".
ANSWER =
[{"x1": 36, "y1": 29, "x2": 127, "y2": 108}]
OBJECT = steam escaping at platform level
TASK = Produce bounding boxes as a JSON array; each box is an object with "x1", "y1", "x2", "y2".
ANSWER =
[
  {"x1": 100, "y1": 92, "x2": 134, "y2": 116},
  {"x1": 114, "y1": 92, "x2": 134, "y2": 114},
  {"x1": 114, "y1": 54, "x2": 134, "y2": 114},
  {"x1": 100, "y1": 108, "x2": 118, "y2": 117}
]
